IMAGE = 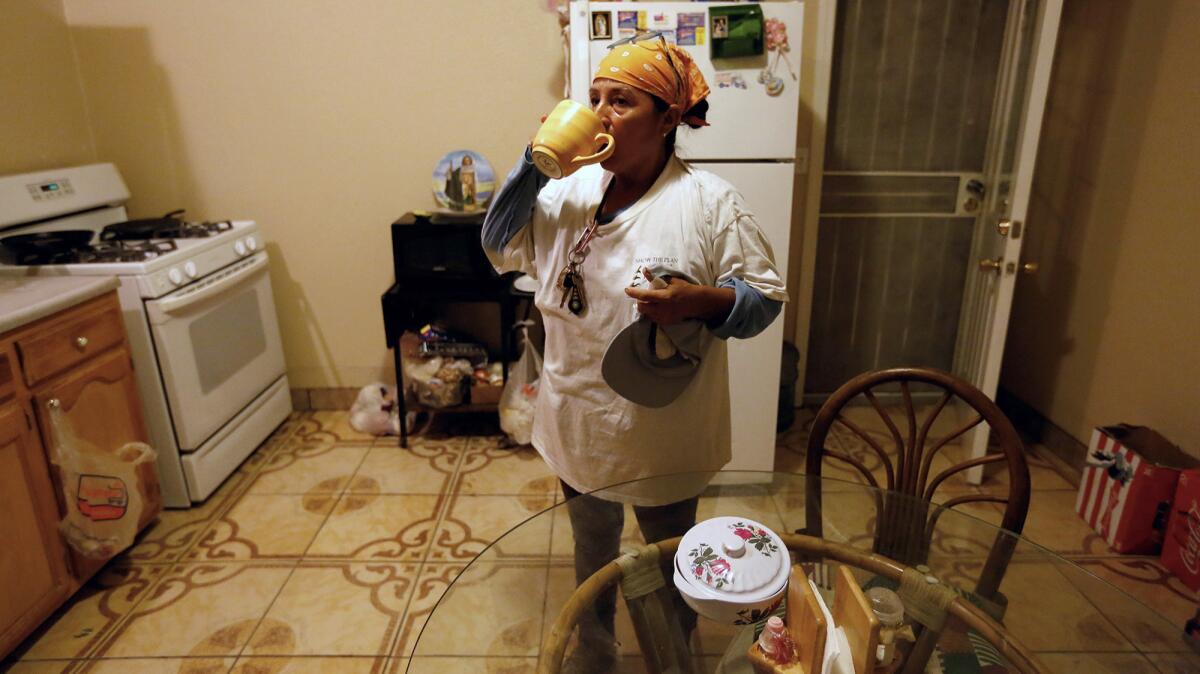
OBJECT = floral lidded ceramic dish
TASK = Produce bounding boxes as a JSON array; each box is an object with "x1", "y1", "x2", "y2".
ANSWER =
[{"x1": 673, "y1": 516, "x2": 789, "y2": 625}]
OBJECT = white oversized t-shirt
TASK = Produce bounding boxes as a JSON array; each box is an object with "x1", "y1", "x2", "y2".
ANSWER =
[{"x1": 488, "y1": 156, "x2": 787, "y2": 505}]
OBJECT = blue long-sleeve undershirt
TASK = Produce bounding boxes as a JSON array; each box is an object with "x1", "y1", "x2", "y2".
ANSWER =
[
  {"x1": 482, "y1": 147, "x2": 548, "y2": 253},
  {"x1": 481, "y1": 148, "x2": 782, "y2": 340}
]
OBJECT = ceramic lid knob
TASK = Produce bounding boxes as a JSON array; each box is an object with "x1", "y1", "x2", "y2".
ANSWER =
[{"x1": 722, "y1": 538, "x2": 747, "y2": 558}]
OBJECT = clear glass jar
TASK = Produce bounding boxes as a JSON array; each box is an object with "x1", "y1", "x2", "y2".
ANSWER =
[{"x1": 866, "y1": 586, "x2": 905, "y2": 666}]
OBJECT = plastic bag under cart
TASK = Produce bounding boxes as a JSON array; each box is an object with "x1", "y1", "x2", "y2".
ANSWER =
[{"x1": 499, "y1": 321, "x2": 541, "y2": 446}]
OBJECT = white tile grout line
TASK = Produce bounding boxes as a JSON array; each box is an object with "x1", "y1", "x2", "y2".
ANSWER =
[
  {"x1": 37, "y1": 419, "x2": 1136, "y2": 667},
  {"x1": 18, "y1": 421, "x2": 310, "y2": 665},
  {"x1": 18, "y1": 431, "x2": 511, "y2": 667},
  {"x1": 536, "y1": 485, "x2": 562, "y2": 659},
  {"x1": 83, "y1": 424, "x2": 412, "y2": 662},
  {"x1": 169, "y1": 422, "x2": 327, "y2": 564},
  {"x1": 383, "y1": 437, "x2": 470, "y2": 660},
  {"x1": 228, "y1": 425, "x2": 377, "y2": 663}
]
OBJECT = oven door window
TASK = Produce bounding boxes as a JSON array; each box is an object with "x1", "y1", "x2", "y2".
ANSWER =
[
  {"x1": 190, "y1": 290, "x2": 267, "y2": 393},
  {"x1": 146, "y1": 254, "x2": 286, "y2": 451}
]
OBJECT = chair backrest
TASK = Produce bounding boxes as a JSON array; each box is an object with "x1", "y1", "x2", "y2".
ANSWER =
[{"x1": 804, "y1": 367, "x2": 1030, "y2": 599}]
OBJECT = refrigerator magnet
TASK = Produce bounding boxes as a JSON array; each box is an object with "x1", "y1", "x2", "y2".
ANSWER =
[
  {"x1": 716, "y1": 73, "x2": 748, "y2": 90},
  {"x1": 709, "y1": 4, "x2": 765, "y2": 59},
  {"x1": 617, "y1": 11, "x2": 638, "y2": 30},
  {"x1": 677, "y1": 26, "x2": 697, "y2": 46},
  {"x1": 712, "y1": 14, "x2": 729, "y2": 39},
  {"x1": 590, "y1": 11, "x2": 612, "y2": 40},
  {"x1": 678, "y1": 13, "x2": 705, "y2": 29},
  {"x1": 764, "y1": 73, "x2": 784, "y2": 96}
]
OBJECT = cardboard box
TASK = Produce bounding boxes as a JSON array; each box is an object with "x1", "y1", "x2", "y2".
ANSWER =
[
  {"x1": 1074, "y1": 425, "x2": 1197, "y2": 554},
  {"x1": 469, "y1": 381, "x2": 503, "y2": 406},
  {"x1": 1162, "y1": 469, "x2": 1200, "y2": 591}
]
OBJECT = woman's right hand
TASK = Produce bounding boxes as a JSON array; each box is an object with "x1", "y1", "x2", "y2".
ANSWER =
[{"x1": 529, "y1": 115, "x2": 548, "y2": 146}]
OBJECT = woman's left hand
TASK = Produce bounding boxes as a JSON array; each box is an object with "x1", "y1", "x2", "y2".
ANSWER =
[{"x1": 624, "y1": 278, "x2": 734, "y2": 326}]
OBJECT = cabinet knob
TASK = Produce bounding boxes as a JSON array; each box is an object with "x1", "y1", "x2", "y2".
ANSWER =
[
  {"x1": 47, "y1": 398, "x2": 61, "y2": 410},
  {"x1": 75, "y1": 336, "x2": 89, "y2": 349}
]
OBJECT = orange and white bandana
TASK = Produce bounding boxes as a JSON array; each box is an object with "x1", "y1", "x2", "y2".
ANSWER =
[{"x1": 594, "y1": 39, "x2": 711, "y2": 127}]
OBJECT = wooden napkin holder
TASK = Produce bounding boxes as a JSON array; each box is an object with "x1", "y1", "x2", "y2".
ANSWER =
[{"x1": 748, "y1": 564, "x2": 881, "y2": 674}]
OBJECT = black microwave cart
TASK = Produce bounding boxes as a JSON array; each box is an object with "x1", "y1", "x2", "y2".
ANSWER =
[{"x1": 380, "y1": 211, "x2": 531, "y2": 447}]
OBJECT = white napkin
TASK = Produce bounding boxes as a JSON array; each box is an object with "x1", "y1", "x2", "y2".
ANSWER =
[{"x1": 810, "y1": 579, "x2": 854, "y2": 674}]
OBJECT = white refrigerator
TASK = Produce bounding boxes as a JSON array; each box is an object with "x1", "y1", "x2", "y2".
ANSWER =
[{"x1": 569, "y1": 1, "x2": 803, "y2": 472}]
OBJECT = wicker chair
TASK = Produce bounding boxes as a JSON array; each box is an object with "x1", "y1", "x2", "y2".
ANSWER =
[{"x1": 803, "y1": 367, "x2": 1032, "y2": 673}]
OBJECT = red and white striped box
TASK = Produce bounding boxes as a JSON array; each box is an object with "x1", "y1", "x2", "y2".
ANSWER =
[{"x1": 1075, "y1": 426, "x2": 1194, "y2": 554}]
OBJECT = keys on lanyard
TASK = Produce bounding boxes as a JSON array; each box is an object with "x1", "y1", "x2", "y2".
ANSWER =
[
  {"x1": 557, "y1": 213, "x2": 600, "y2": 317},
  {"x1": 557, "y1": 260, "x2": 587, "y2": 316}
]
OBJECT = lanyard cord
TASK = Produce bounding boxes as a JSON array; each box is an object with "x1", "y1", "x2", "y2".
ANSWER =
[{"x1": 568, "y1": 183, "x2": 613, "y2": 265}]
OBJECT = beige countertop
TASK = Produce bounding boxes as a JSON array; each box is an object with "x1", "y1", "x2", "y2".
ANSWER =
[{"x1": 0, "y1": 275, "x2": 121, "y2": 335}]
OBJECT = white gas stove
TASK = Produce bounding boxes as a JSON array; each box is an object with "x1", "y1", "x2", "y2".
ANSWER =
[
  {"x1": 14, "y1": 222, "x2": 265, "y2": 293},
  {"x1": 0, "y1": 163, "x2": 292, "y2": 507}
]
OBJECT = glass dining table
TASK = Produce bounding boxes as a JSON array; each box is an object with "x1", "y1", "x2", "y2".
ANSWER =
[{"x1": 405, "y1": 472, "x2": 1199, "y2": 673}]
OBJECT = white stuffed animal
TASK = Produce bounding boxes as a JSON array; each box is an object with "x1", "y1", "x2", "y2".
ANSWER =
[{"x1": 349, "y1": 383, "x2": 401, "y2": 436}]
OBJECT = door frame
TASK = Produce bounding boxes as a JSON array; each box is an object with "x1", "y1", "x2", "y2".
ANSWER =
[
  {"x1": 790, "y1": 0, "x2": 839, "y2": 403},
  {"x1": 953, "y1": 0, "x2": 1063, "y2": 481},
  {"x1": 791, "y1": 0, "x2": 1063, "y2": 415}
]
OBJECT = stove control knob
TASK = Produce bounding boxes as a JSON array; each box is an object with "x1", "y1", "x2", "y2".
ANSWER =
[
  {"x1": 184, "y1": 261, "x2": 198, "y2": 279},
  {"x1": 234, "y1": 240, "x2": 247, "y2": 256},
  {"x1": 168, "y1": 267, "x2": 184, "y2": 285},
  {"x1": 246, "y1": 235, "x2": 258, "y2": 251}
]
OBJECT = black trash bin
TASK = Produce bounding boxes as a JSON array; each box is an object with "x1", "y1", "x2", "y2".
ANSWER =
[{"x1": 778, "y1": 341, "x2": 800, "y2": 432}]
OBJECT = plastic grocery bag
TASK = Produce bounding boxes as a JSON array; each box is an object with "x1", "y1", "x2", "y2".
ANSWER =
[
  {"x1": 499, "y1": 321, "x2": 542, "y2": 445},
  {"x1": 47, "y1": 404, "x2": 157, "y2": 559}
]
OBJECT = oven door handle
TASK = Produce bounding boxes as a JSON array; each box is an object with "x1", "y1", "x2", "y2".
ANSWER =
[{"x1": 154, "y1": 253, "x2": 269, "y2": 316}]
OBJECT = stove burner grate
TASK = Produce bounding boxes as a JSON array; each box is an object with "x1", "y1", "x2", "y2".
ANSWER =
[
  {"x1": 100, "y1": 217, "x2": 233, "y2": 241},
  {"x1": 75, "y1": 239, "x2": 178, "y2": 263},
  {"x1": 157, "y1": 220, "x2": 234, "y2": 238}
]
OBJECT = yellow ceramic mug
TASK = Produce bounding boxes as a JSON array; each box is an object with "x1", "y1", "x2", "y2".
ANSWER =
[{"x1": 531, "y1": 100, "x2": 616, "y2": 179}]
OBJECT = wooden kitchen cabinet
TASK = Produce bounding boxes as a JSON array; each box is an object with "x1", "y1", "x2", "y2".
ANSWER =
[
  {"x1": 0, "y1": 401, "x2": 71, "y2": 658},
  {"x1": 33, "y1": 345, "x2": 162, "y2": 582},
  {"x1": 0, "y1": 291, "x2": 160, "y2": 660},
  {"x1": 14, "y1": 298, "x2": 126, "y2": 386}
]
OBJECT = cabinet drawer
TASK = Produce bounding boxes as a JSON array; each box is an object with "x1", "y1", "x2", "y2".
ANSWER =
[{"x1": 16, "y1": 303, "x2": 125, "y2": 386}]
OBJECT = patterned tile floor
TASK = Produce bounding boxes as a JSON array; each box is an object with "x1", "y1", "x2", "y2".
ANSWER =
[{"x1": 4, "y1": 409, "x2": 1196, "y2": 673}]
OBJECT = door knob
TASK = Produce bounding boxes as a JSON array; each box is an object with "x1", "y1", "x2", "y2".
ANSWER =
[
  {"x1": 997, "y1": 220, "x2": 1022, "y2": 238},
  {"x1": 978, "y1": 258, "x2": 1003, "y2": 274},
  {"x1": 1021, "y1": 262, "x2": 1039, "y2": 274}
]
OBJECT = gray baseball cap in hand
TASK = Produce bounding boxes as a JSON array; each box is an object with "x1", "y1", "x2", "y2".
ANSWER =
[{"x1": 601, "y1": 308, "x2": 707, "y2": 408}]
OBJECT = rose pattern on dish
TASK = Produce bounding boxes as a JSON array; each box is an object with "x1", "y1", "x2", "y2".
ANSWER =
[
  {"x1": 734, "y1": 598, "x2": 783, "y2": 625},
  {"x1": 730, "y1": 522, "x2": 779, "y2": 555},
  {"x1": 688, "y1": 544, "x2": 732, "y2": 589}
]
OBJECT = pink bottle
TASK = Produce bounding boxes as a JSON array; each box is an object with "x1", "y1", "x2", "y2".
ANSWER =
[{"x1": 757, "y1": 616, "x2": 797, "y2": 664}]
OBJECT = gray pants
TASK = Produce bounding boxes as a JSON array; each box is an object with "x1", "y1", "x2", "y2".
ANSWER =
[{"x1": 561, "y1": 481, "x2": 699, "y2": 649}]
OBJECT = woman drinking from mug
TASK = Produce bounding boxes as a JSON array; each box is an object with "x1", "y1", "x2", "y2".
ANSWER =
[{"x1": 482, "y1": 36, "x2": 786, "y2": 672}]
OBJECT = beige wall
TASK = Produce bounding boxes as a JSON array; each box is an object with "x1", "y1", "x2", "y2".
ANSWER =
[
  {"x1": 1002, "y1": 0, "x2": 1200, "y2": 455},
  {"x1": 1, "y1": 0, "x2": 95, "y2": 176},
  {"x1": 60, "y1": 0, "x2": 564, "y2": 387}
]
